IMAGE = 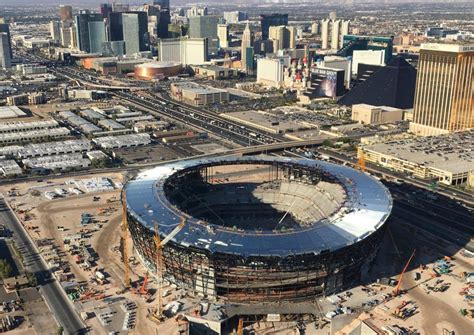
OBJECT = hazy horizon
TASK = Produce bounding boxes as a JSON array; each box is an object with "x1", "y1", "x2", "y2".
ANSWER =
[{"x1": 1, "y1": 0, "x2": 472, "y2": 6}]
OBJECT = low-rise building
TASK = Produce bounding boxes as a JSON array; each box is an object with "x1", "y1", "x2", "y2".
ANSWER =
[
  {"x1": 22, "y1": 153, "x2": 91, "y2": 171},
  {"x1": 17, "y1": 139, "x2": 92, "y2": 158},
  {"x1": 0, "y1": 120, "x2": 60, "y2": 134},
  {"x1": 351, "y1": 104, "x2": 404, "y2": 125},
  {"x1": 170, "y1": 82, "x2": 229, "y2": 106},
  {"x1": 93, "y1": 133, "x2": 151, "y2": 149},
  {"x1": 133, "y1": 120, "x2": 168, "y2": 133},
  {"x1": 59, "y1": 111, "x2": 102, "y2": 135},
  {"x1": 0, "y1": 106, "x2": 28, "y2": 119},
  {"x1": 0, "y1": 127, "x2": 70, "y2": 145},
  {"x1": 359, "y1": 130, "x2": 474, "y2": 186},
  {"x1": 190, "y1": 65, "x2": 238, "y2": 80},
  {"x1": 0, "y1": 160, "x2": 22, "y2": 176},
  {"x1": 98, "y1": 119, "x2": 126, "y2": 131},
  {"x1": 6, "y1": 94, "x2": 29, "y2": 106},
  {"x1": 28, "y1": 92, "x2": 47, "y2": 105}
]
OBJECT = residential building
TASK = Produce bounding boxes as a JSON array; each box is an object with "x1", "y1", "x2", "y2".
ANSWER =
[
  {"x1": 341, "y1": 20, "x2": 350, "y2": 45},
  {"x1": 260, "y1": 14, "x2": 288, "y2": 41},
  {"x1": 187, "y1": 7, "x2": 208, "y2": 17},
  {"x1": 0, "y1": 33, "x2": 11, "y2": 69},
  {"x1": 50, "y1": 21, "x2": 61, "y2": 43},
  {"x1": 321, "y1": 19, "x2": 329, "y2": 50},
  {"x1": 331, "y1": 20, "x2": 340, "y2": 50},
  {"x1": 122, "y1": 12, "x2": 149, "y2": 55},
  {"x1": 0, "y1": 23, "x2": 12, "y2": 59},
  {"x1": 217, "y1": 24, "x2": 229, "y2": 48},
  {"x1": 75, "y1": 12, "x2": 104, "y2": 53},
  {"x1": 108, "y1": 12, "x2": 124, "y2": 42},
  {"x1": 189, "y1": 15, "x2": 219, "y2": 54},
  {"x1": 99, "y1": 3, "x2": 112, "y2": 19},
  {"x1": 88, "y1": 20, "x2": 107, "y2": 53},
  {"x1": 223, "y1": 11, "x2": 248, "y2": 24}
]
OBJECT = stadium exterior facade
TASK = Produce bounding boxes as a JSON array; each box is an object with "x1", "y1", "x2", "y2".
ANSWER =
[{"x1": 125, "y1": 156, "x2": 392, "y2": 303}]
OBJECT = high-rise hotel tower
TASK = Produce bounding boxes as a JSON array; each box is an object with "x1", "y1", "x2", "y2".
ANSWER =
[{"x1": 410, "y1": 43, "x2": 474, "y2": 136}]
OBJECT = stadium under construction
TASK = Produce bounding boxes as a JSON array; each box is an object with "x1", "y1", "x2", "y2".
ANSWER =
[{"x1": 124, "y1": 156, "x2": 393, "y2": 303}]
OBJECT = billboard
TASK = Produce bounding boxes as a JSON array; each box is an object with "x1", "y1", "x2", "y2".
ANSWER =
[{"x1": 309, "y1": 67, "x2": 345, "y2": 99}]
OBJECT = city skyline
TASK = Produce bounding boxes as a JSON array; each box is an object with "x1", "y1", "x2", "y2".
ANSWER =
[{"x1": 0, "y1": 0, "x2": 472, "y2": 334}]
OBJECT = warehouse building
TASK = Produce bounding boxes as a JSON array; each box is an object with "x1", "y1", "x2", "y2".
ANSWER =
[
  {"x1": 359, "y1": 130, "x2": 474, "y2": 186},
  {"x1": 59, "y1": 111, "x2": 102, "y2": 134},
  {"x1": 0, "y1": 120, "x2": 60, "y2": 133},
  {"x1": 98, "y1": 119, "x2": 126, "y2": 131},
  {"x1": 0, "y1": 160, "x2": 22, "y2": 176},
  {"x1": 17, "y1": 139, "x2": 92, "y2": 158},
  {"x1": 79, "y1": 108, "x2": 105, "y2": 121},
  {"x1": 0, "y1": 106, "x2": 28, "y2": 119},
  {"x1": 170, "y1": 82, "x2": 229, "y2": 106},
  {"x1": 0, "y1": 128, "x2": 70, "y2": 145},
  {"x1": 93, "y1": 133, "x2": 151, "y2": 149},
  {"x1": 22, "y1": 153, "x2": 91, "y2": 171}
]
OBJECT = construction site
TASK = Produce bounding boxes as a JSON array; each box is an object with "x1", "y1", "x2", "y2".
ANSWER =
[
  {"x1": 1, "y1": 155, "x2": 473, "y2": 335},
  {"x1": 125, "y1": 156, "x2": 392, "y2": 305}
]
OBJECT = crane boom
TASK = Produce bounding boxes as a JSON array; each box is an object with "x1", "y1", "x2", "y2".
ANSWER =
[
  {"x1": 356, "y1": 148, "x2": 366, "y2": 172},
  {"x1": 153, "y1": 217, "x2": 186, "y2": 320},
  {"x1": 393, "y1": 249, "x2": 416, "y2": 296},
  {"x1": 158, "y1": 219, "x2": 186, "y2": 248}
]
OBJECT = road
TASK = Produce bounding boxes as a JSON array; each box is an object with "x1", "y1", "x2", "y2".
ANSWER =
[{"x1": 0, "y1": 197, "x2": 86, "y2": 335}]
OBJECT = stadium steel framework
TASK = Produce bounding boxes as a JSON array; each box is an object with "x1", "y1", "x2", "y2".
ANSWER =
[{"x1": 125, "y1": 156, "x2": 392, "y2": 303}]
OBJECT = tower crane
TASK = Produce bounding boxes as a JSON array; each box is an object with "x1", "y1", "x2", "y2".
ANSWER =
[
  {"x1": 153, "y1": 216, "x2": 186, "y2": 320},
  {"x1": 121, "y1": 190, "x2": 131, "y2": 289},
  {"x1": 356, "y1": 147, "x2": 366, "y2": 172}
]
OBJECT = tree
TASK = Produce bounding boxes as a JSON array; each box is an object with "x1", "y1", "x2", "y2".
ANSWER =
[
  {"x1": 0, "y1": 259, "x2": 13, "y2": 279},
  {"x1": 322, "y1": 140, "x2": 333, "y2": 147}
]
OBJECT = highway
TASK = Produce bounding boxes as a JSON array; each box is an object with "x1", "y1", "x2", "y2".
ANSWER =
[
  {"x1": 50, "y1": 66, "x2": 285, "y2": 147},
  {"x1": 314, "y1": 148, "x2": 474, "y2": 206},
  {"x1": 0, "y1": 197, "x2": 86, "y2": 335}
]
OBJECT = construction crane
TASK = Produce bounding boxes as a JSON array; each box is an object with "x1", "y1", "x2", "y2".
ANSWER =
[
  {"x1": 121, "y1": 191, "x2": 131, "y2": 288},
  {"x1": 153, "y1": 216, "x2": 186, "y2": 320},
  {"x1": 393, "y1": 249, "x2": 416, "y2": 296},
  {"x1": 237, "y1": 318, "x2": 244, "y2": 335},
  {"x1": 356, "y1": 148, "x2": 366, "y2": 172}
]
